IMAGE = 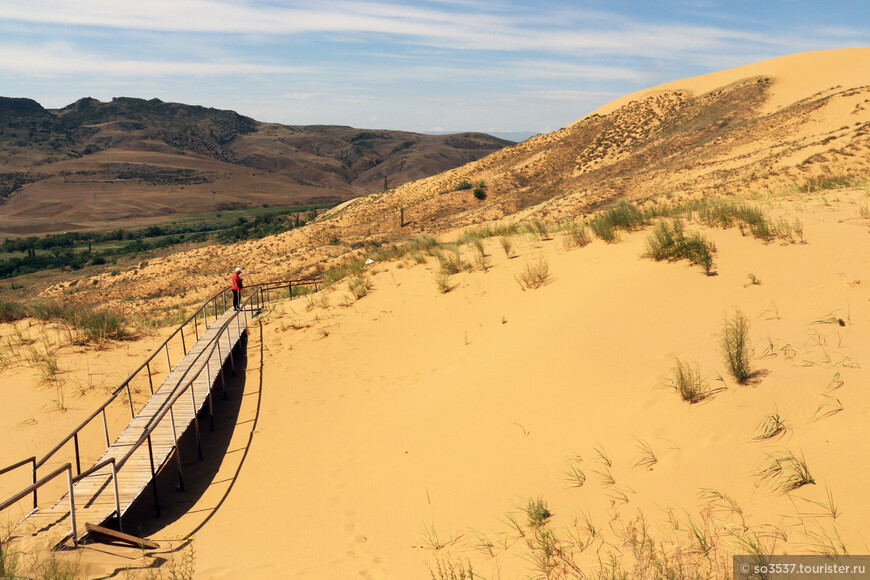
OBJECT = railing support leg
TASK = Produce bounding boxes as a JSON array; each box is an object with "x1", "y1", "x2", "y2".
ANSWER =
[
  {"x1": 164, "y1": 343, "x2": 172, "y2": 373},
  {"x1": 217, "y1": 339, "x2": 228, "y2": 400},
  {"x1": 227, "y1": 329, "x2": 236, "y2": 376},
  {"x1": 205, "y1": 361, "x2": 215, "y2": 432},
  {"x1": 147, "y1": 436, "x2": 160, "y2": 517},
  {"x1": 190, "y1": 388, "x2": 203, "y2": 460},
  {"x1": 169, "y1": 408, "x2": 185, "y2": 492},
  {"x1": 146, "y1": 361, "x2": 154, "y2": 395},
  {"x1": 32, "y1": 463, "x2": 37, "y2": 510},
  {"x1": 126, "y1": 384, "x2": 134, "y2": 418},
  {"x1": 110, "y1": 461, "x2": 123, "y2": 533},
  {"x1": 74, "y1": 433, "x2": 81, "y2": 476},
  {"x1": 66, "y1": 467, "x2": 78, "y2": 547},
  {"x1": 102, "y1": 408, "x2": 110, "y2": 450}
]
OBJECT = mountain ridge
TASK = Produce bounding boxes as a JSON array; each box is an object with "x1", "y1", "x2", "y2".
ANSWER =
[{"x1": 0, "y1": 96, "x2": 513, "y2": 234}]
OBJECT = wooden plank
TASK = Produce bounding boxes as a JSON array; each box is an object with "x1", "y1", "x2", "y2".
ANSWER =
[{"x1": 85, "y1": 523, "x2": 160, "y2": 549}]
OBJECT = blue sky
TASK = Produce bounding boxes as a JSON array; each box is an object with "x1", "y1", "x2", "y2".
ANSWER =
[{"x1": 0, "y1": 1, "x2": 867, "y2": 137}]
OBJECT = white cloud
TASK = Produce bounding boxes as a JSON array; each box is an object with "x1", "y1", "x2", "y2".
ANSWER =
[
  {"x1": 0, "y1": 42, "x2": 310, "y2": 77},
  {"x1": 0, "y1": 0, "x2": 820, "y2": 59},
  {"x1": 522, "y1": 89, "x2": 622, "y2": 102}
]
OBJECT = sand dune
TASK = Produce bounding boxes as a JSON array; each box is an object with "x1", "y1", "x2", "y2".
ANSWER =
[
  {"x1": 5, "y1": 187, "x2": 866, "y2": 578},
  {"x1": 1, "y1": 49, "x2": 869, "y2": 578}
]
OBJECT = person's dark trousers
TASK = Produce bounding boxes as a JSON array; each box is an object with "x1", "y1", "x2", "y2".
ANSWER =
[{"x1": 233, "y1": 289, "x2": 240, "y2": 310}]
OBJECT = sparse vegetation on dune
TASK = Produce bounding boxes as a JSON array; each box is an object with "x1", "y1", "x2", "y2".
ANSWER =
[
  {"x1": 0, "y1": 299, "x2": 127, "y2": 343},
  {"x1": 645, "y1": 218, "x2": 716, "y2": 274},
  {"x1": 515, "y1": 255, "x2": 550, "y2": 290},
  {"x1": 720, "y1": 310, "x2": 753, "y2": 384},
  {"x1": 560, "y1": 220, "x2": 591, "y2": 250},
  {"x1": 670, "y1": 359, "x2": 711, "y2": 403}
]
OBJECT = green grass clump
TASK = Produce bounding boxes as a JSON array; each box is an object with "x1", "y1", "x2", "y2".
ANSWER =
[
  {"x1": 720, "y1": 310, "x2": 753, "y2": 384},
  {"x1": 347, "y1": 276, "x2": 371, "y2": 300},
  {"x1": 588, "y1": 199, "x2": 649, "y2": 242},
  {"x1": 644, "y1": 219, "x2": 716, "y2": 274},
  {"x1": 527, "y1": 219, "x2": 550, "y2": 241},
  {"x1": 411, "y1": 233, "x2": 439, "y2": 252},
  {"x1": 695, "y1": 200, "x2": 775, "y2": 241},
  {"x1": 454, "y1": 180, "x2": 473, "y2": 191},
  {"x1": 516, "y1": 256, "x2": 550, "y2": 290},
  {"x1": 671, "y1": 359, "x2": 710, "y2": 403},
  {"x1": 798, "y1": 175, "x2": 861, "y2": 193},
  {"x1": 322, "y1": 259, "x2": 366, "y2": 287},
  {"x1": 28, "y1": 301, "x2": 127, "y2": 343},
  {"x1": 435, "y1": 246, "x2": 462, "y2": 274},
  {"x1": 562, "y1": 221, "x2": 591, "y2": 250},
  {"x1": 428, "y1": 554, "x2": 474, "y2": 580},
  {"x1": 753, "y1": 411, "x2": 786, "y2": 441},
  {"x1": 472, "y1": 239, "x2": 487, "y2": 271},
  {"x1": 457, "y1": 222, "x2": 522, "y2": 244},
  {"x1": 499, "y1": 236, "x2": 513, "y2": 258},
  {"x1": 526, "y1": 497, "x2": 553, "y2": 529},
  {"x1": 0, "y1": 299, "x2": 27, "y2": 323},
  {"x1": 756, "y1": 451, "x2": 815, "y2": 494}
]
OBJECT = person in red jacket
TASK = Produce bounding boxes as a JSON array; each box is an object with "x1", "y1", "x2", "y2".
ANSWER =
[{"x1": 232, "y1": 267, "x2": 243, "y2": 311}]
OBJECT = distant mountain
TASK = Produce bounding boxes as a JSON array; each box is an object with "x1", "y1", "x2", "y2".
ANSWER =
[{"x1": 0, "y1": 97, "x2": 513, "y2": 233}]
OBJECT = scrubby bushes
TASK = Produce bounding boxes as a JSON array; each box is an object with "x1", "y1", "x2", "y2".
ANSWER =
[
  {"x1": 644, "y1": 219, "x2": 716, "y2": 274},
  {"x1": 720, "y1": 310, "x2": 753, "y2": 383},
  {"x1": 2, "y1": 300, "x2": 127, "y2": 343}
]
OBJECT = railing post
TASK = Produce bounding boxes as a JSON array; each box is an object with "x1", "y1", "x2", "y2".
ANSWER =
[
  {"x1": 288, "y1": 281, "x2": 292, "y2": 299},
  {"x1": 194, "y1": 313, "x2": 200, "y2": 340},
  {"x1": 190, "y1": 386, "x2": 203, "y2": 460},
  {"x1": 169, "y1": 408, "x2": 185, "y2": 492},
  {"x1": 125, "y1": 383, "x2": 134, "y2": 418},
  {"x1": 101, "y1": 408, "x2": 110, "y2": 449},
  {"x1": 164, "y1": 343, "x2": 172, "y2": 373},
  {"x1": 222, "y1": 292, "x2": 227, "y2": 313},
  {"x1": 181, "y1": 325, "x2": 187, "y2": 355},
  {"x1": 205, "y1": 356, "x2": 215, "y2": 432},
  {"x1": 226, "y1": 325, "x2": 236, "y2": 375},
  {"x1": 216, "y1": 337, "x2": 228, "y2": 400},
  {"x1": 66, "y1": 466, "x2": 78, "y2": 547},
  {"x1": 32, "y1": 461, "x2": 37, "y2": 510},
  {"x1": 147, "y1": 435, "x2": 160, "y2": 517},
  {"x1": 74, "y1": 433, "x2": 81, "y2": 476},
  {"x1": 110, "y1": 460, "x2": 122, "y2": 533},
  {"x1": 146, "y1": 361, "x2": 154, "y2": 395}
]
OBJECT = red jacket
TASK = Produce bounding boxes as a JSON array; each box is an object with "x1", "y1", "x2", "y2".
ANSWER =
[{"x1": 232, "y1": 272, "x2": 243, "y2": 290}]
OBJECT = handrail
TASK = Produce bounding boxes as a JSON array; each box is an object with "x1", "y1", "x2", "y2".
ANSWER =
[
  {"x1": 0, "y1": 463, "x2": 71, "y2": 512},
  {"x1": 0, "y1": 462, "x2": 80, "y2": 546},
  {"x1": 116, "y1": 290, "x2": 259, "y2": 472},
  {"x1": 0, "y1": 457, "x2": 35, "y2": 478},
  {"x1": 0, "y1": 277, "x2": 317, "y2": 545},
  {"x1": 28, "y1": 283, "x2": 247, "y2": 475}
]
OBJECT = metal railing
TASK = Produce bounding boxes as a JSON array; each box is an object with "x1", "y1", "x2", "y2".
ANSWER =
[{"x1": 0, "y1": 277, "x2": 319, "y2": 546}]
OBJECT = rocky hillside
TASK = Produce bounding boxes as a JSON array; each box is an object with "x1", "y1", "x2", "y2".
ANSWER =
[{"x1": 0, "y1": 97, "x2": 512, "y2": 232}]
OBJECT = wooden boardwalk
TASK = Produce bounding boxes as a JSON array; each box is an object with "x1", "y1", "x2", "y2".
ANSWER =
[{"x1": 15, "y1": 307, "x2": 249, "y2": 546}]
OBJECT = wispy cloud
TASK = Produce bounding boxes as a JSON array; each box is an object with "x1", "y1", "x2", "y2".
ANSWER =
[
  {"x1": 0, "y1": 0, "x2": 820, "y2": 57},
  {"x1": 0, "y1": 42, "x2": 310, "y2": 77},
  {"x1": 0, "y1": 0, "x2": 867, "y2": 131}
]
